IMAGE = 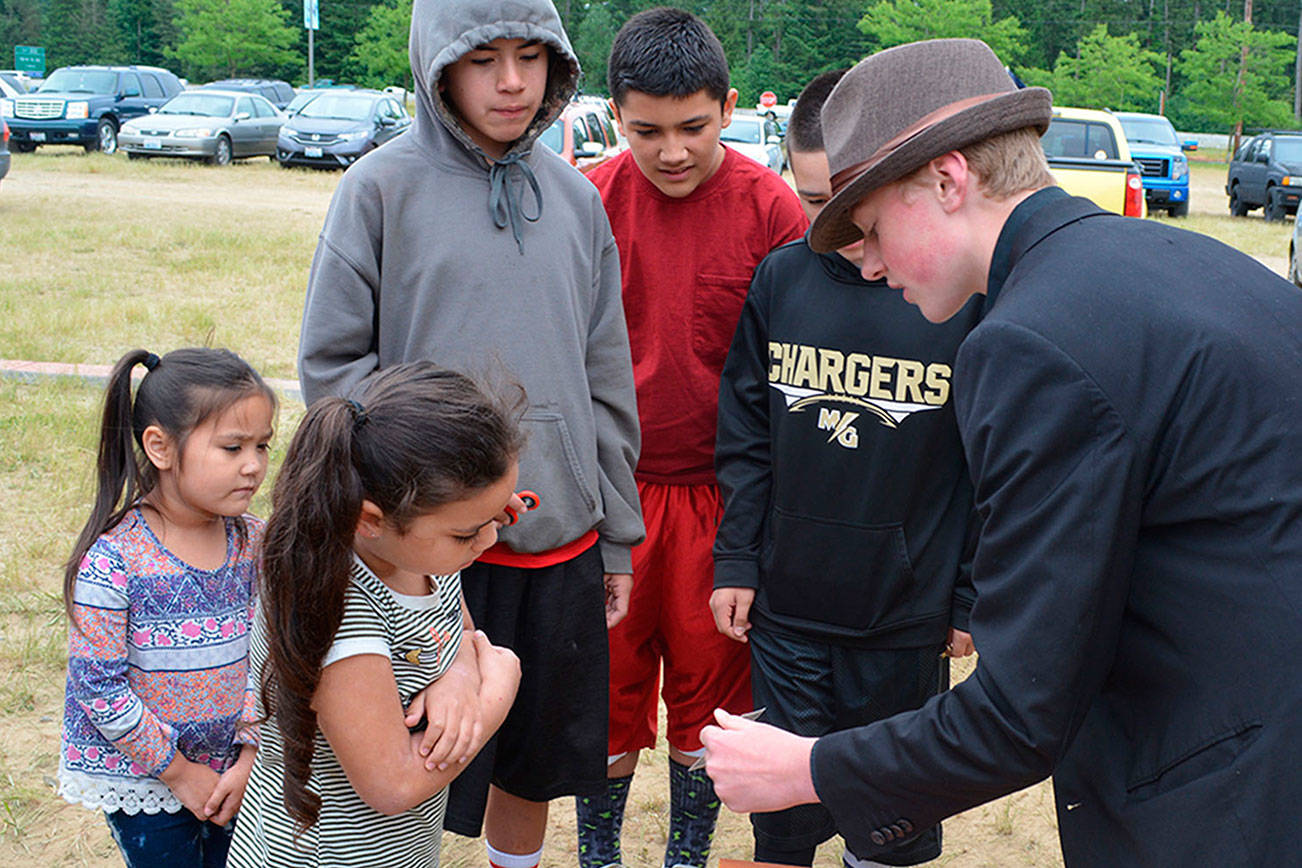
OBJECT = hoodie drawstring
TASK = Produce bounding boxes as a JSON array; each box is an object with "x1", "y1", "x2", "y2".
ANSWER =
[{"x1": 489, "y1": 152, "x2": 543, "y2": 253}]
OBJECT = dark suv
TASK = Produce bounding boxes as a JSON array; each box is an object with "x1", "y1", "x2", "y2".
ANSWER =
[
  {"x1": 200, "y1": 79, "x2": 296, "y2": 111},
  {"x1": 1, "y1": 65, "x2": 183, "y2": 154},
  {"x1": 1225, "y1": 130, "x2": 1302, "y2": 221}
]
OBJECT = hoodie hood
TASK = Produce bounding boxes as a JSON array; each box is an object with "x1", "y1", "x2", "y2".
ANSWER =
[{"x1": 409, "y1": 0, "x2": 579, "y2": 161}]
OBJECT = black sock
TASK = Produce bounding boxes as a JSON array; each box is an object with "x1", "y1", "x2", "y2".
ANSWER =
[
  {"x1": 755, "y1": 839, "x2": 817, "y2": 866},
  {"x1": 575, "y1": 773, "x2": 632, "y2": 868},
  {"x1": 664, "y1": 758, "x2": 721, "y2": 868}
]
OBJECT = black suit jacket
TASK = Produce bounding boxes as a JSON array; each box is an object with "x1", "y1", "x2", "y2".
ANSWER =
[{"x1": 810, "y1": 189, "x2": 1302, "y2": 865}]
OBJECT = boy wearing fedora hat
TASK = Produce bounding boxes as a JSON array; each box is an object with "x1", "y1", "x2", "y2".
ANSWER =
[
  {"x1": 710, "y1": 69, "x2": 979, "y2": 868},
  {"x1": 581, "y1": 8, "x2": 807, "y2": 868},
  {"x1": 700, "y1": 37, "x2": 1302, "y2": 867}
]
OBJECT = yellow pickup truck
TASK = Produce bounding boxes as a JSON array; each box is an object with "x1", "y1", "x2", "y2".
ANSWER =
[{"x1": 1041, "y1": 106, "x2": 1146, "y2": 217}]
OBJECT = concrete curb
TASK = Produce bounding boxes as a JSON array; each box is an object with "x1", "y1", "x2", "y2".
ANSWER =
[{"x1": 0, "y1": 359, "x2": 302, "y2": 402}]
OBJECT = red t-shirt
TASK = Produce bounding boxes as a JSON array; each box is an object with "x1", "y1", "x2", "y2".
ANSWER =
[{"x1": 588, "y1": 147, "x2": 808, "y2": 484}]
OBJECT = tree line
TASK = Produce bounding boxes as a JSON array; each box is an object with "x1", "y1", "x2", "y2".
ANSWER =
[{"x1": 4, "y1": 0, "x2": 1300, "y2": 135}]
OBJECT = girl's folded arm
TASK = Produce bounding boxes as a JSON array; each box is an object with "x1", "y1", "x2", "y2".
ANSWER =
[{"x1": 313, "y1": 638, "x2": 518, "y2": 816}]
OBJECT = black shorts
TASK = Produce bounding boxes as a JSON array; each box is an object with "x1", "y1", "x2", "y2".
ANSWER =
[
  {"x1": 443, "y1": 545, "x2": 609, "y2": 837},
  {"x1": 749, "y1": 627, "x2": 948, "y2": 865}
]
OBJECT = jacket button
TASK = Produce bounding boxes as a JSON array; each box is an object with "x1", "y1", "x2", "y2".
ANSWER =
[
  {"x1": 897, "y1": 818, "x2": 913, "y2": 833},
  {"x1": 870, "y1": 830, "x2": 886, "y2": 846}
]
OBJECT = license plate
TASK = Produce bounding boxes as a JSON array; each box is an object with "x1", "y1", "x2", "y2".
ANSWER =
[
  {"x1": 305, "y1": 146, "x2": 323, "y2": 158},
  {"x1": 30, "y1": 132, "x2": 45, "y2": 142},
  {"x1": 144, "y1": 139, "x2": 162, "y2": 150}
]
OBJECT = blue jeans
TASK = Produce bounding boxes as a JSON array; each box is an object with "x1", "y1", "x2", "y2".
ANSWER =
[{"x1": 104, "y1": 809, "x2": 233, "y2": 868}]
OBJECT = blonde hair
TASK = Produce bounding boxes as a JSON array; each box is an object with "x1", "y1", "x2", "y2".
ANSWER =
[{"x1": 957, "y1": 127, "x2": 1055, "y2": 198}]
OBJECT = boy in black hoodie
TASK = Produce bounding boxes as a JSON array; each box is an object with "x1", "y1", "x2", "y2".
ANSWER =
[{"x1": 710, "y1": 71, "x2": 977, "y2": 867}]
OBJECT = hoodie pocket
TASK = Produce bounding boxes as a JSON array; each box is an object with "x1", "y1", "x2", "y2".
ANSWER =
[
  {"x1": 502, "y1": 411, "x2": 600, "y2": 551},
  {"x1": 693, "y1": 274, "x2": 753, "y2": 374},
  {"x1": 762, "y1": 508, "x2": 919, "y2": 631}
]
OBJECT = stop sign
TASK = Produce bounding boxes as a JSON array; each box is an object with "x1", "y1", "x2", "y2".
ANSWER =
[{"x1": 760, "y1": 91, "x2": 777, "y2": 108}]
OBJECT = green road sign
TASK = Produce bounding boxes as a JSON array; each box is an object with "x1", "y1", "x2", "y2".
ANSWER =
[{"x1": 14, "y1": 45, "x2": 45, "y2": 74}]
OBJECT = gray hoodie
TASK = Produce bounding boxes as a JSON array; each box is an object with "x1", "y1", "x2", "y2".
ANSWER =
[{"x1": 297, "y1": 0, "x2": 643, "y2": 571}]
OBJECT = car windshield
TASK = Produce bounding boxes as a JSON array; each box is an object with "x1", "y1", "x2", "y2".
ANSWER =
[
  {"x1": 539, "y1": 118, "x2": 563, "y2": 153},
  {"x1": 159, "y1": 93, "x2": 233, "y2": 117},
  {"x1": 285, "y1": 93, "x2": 318, "y2": 114},
  {"x1": 1119, "y1": 117, "x2": 1178, "y2": 146},
  {"x1": 722, "y1": 118, "x2": 763, "y2": 145},
  {"x1": 40, "y1": 69, "x2": 118, "y2": 94},
  {"x1": 1273, "y1": 138, "x2": 1302, "y2": 164},
  {"x1": 297, "y1": 94, "x2": 373, "y2": 121}
]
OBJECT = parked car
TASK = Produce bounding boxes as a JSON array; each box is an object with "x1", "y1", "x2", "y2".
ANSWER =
[
  {"x1": 1042, "y1": 106, "x2": 1145, "y2": 217},
  {"x1": 721, "y1": 112, "x2": 784, "y2": 173},
  {"x1": 1114, "y1": 111, "x2": 1196, "y2": 217},
  {"x1": 0, "y1": 65, "x2": 183, "y2": 153},
  {"x1": 0, "y1": 71, "x2": 27, "y2": 99},
  {"x1": 538, "y1": 100, "x2": 623, "y2": 172},
  {"x1": 200, "y1": 78, "x2": 296, "y2": 111},
  {"x1": 1, "y1": 118, "x2": 10, "y2": 186},
  {"x1": 276, "y1": 90, "x2": 410, "y2": 168},
  {"x1": 1289, "y1": 208, "x2": 1302, "y2": 287},
  {"x1": 1225, "y1": 130, "x2": 1302, "y2": 221},
  {"x1": 119, "y1": 90, "x2": 283, "y2": 165}
]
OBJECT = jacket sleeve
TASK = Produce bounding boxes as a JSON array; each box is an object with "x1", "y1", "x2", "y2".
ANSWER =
[
  {"x1": 712, "y1": 269, "x2": 773, "y2": 590},
  {"x1": 949, "y1": 507, "x2": 980, "y2": 632},
  {"x1": 587, "y1": 228, "x2": 645, "y2": 574},
  {"x1": 810, "y1": 322, "x2": 1142, "y2": 858},
  {"x1": 297, "y1": 175, "x2": 385, "y2": 405}
]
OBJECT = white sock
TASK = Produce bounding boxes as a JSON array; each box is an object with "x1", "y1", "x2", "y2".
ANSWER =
[{"x1": 487, "y1": 842, "x2": 542, "y2": 868}]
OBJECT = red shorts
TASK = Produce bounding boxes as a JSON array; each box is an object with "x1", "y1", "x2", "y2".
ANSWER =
[{"x1": 607, "y1": 480, "x2": 752, "y2": 754}]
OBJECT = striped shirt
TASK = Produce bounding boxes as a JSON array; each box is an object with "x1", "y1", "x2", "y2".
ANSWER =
[{"x1": 228, "y1": 555, "x2": 464, "y2": 868}]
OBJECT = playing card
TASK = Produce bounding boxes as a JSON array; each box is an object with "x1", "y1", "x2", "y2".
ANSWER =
[{"x1": 688, "y1": 707, "x2": 766, "y2": 771}]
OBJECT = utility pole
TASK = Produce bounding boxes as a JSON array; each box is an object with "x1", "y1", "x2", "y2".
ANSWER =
[{"x1": 1232, "y1": 0, "x2": 1253, "y2": 156}]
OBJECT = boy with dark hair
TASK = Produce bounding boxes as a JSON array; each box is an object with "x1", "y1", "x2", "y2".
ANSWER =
[
  {"x1": 296, "y1": 2, "x2": 644, "y2": 867},
  {"x1": 710, "y1": 69, "x2": 978, "y2": 868},
  {"x1": 579, "y1": 8, "x2": 807, "y2": 868},
  {"x1": 701, "y1": 38, "x2": 1302, "y2": 868}
]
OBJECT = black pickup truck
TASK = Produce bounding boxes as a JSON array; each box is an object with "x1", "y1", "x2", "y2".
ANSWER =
[{"x1": 1225, "y1": 130, "x2": 1302, "y2": 221}]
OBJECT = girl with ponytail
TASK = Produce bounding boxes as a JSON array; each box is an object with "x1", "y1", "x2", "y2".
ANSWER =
[
  {"x1": 59, "y1": 347, "x2": 277, "y2": 867},
  {"x1": 227, "y1": 361, "x2": 524, "y2": 868}
]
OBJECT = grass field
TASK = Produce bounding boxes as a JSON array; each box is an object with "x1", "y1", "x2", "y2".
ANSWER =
[{"x1": 0, "y1": 147, "x2": 1294, "y2": 867}]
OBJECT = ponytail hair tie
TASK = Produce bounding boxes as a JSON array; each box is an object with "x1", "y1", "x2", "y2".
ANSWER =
[
  {"x1": 346, "y1": 399, "x2": 369, "y2": 429},
  {"x1": 142, "y1": 352, "x2": 160, "y2": 371}
]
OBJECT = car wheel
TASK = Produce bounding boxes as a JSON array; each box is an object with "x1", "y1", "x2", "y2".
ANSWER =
[
  {"x1": 95, "y1": 117, "x2": 118, "y2": 154},
  {"x1": 126, "y1": 151, "x2": 146, "y2": 161},
  {"x1": 1229, "y1": 185, "x2": 1248, "y2": 217},
  {"x1": 1291, "y1": 244, "x2": 1302, "y2": 288},
  {"x1": 12, "y1": 141, "x2": 35, "y2": 153},
  {"x1": 1265, "y1": 188, "x2": 1287, "y2": 222},
  {"x1": 209, "y1": 135, "x2": 232, "y2": 166},
  {"x1": 1168, "y1": 201, "x2": 1189, "y2": 218}
]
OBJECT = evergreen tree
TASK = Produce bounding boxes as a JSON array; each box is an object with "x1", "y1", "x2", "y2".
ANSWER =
[
  {"x1": 1022, "y1": 24, "x2": 1164, "y2": 112},
  {"x1": 858, "y1": 0, "x2": 1029, "y2": 63},
  {"x1": 348, "y1": 0, "x2": 410, "y2": 90},
  {"x1": 170, "y1": 0, "x2": 300, "y2": 80},
  {"x1": 1175, "y1": 10, "x2": 1297, "y2": 133},
  {"x1": 44, "y1": 0, "x2": 127, "y2": 67},
  {"x1": 111, "y1": 0, "x2": 177, "y2": 67},
  {"x1": 573, "y1": 3, "x2": 617, "y2": 94}
]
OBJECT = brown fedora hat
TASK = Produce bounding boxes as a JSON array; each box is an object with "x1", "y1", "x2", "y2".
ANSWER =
[{"x1": 808, "y1": 38, "x2": 1052, "y2": 253}]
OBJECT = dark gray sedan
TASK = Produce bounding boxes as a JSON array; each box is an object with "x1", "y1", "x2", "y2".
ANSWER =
[
  {"x1": 119, "y1": 90, "x2": 284, "y2": 165},
  {"x1": 277, "y1": 90, "x2": 410, "y2": 169}
]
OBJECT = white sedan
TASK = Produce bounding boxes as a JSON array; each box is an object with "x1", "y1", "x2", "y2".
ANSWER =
[{"x1": 722, "y1": 114, "x2": 784, "y2": 173}]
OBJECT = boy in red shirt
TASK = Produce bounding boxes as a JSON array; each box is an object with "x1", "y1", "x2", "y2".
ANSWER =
[{"x1": 581, "y1": 8, "x2": 807, "y2": 868}]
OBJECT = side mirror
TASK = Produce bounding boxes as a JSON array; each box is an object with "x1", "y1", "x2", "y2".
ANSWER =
[
  {"x1": 766, "y1": 135, "x2": 781, "y2": 145},
  {"x1": 148, "y1": 106, "x2": 158, "y2": 114},
  {"x1": 577, "y1": 141, "x2": 604, "y2": 158},
  {"x1": 1181, "y1": 139, "x2": 1198, "y2": 152},
  {"x1": 120, "y1": 89, "x2": 140, "y2": 99},
  {"x1": 234, "y1": 111, "x2": 251, "y2": 121},
  {"x1": 378, "y1": 116, "x2": 395, "y2": 127},
  {"x1": 1258, "y1": 150, "x2": 1271, "y2": 163}
]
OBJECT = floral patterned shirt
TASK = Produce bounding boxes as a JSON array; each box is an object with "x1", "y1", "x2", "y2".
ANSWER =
[{"x1": 58, "y1": 508, "x2": 261, "y2": 815}]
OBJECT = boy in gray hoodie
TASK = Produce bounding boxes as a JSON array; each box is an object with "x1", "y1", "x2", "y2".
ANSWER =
[{"x1": 296, "y1": 2, "x2": 644, "y2": 866}]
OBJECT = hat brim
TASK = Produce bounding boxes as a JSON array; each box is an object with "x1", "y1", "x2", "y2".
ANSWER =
[{"x1": 808, "y1": 87, "x2": 1053, "y2": 253}]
